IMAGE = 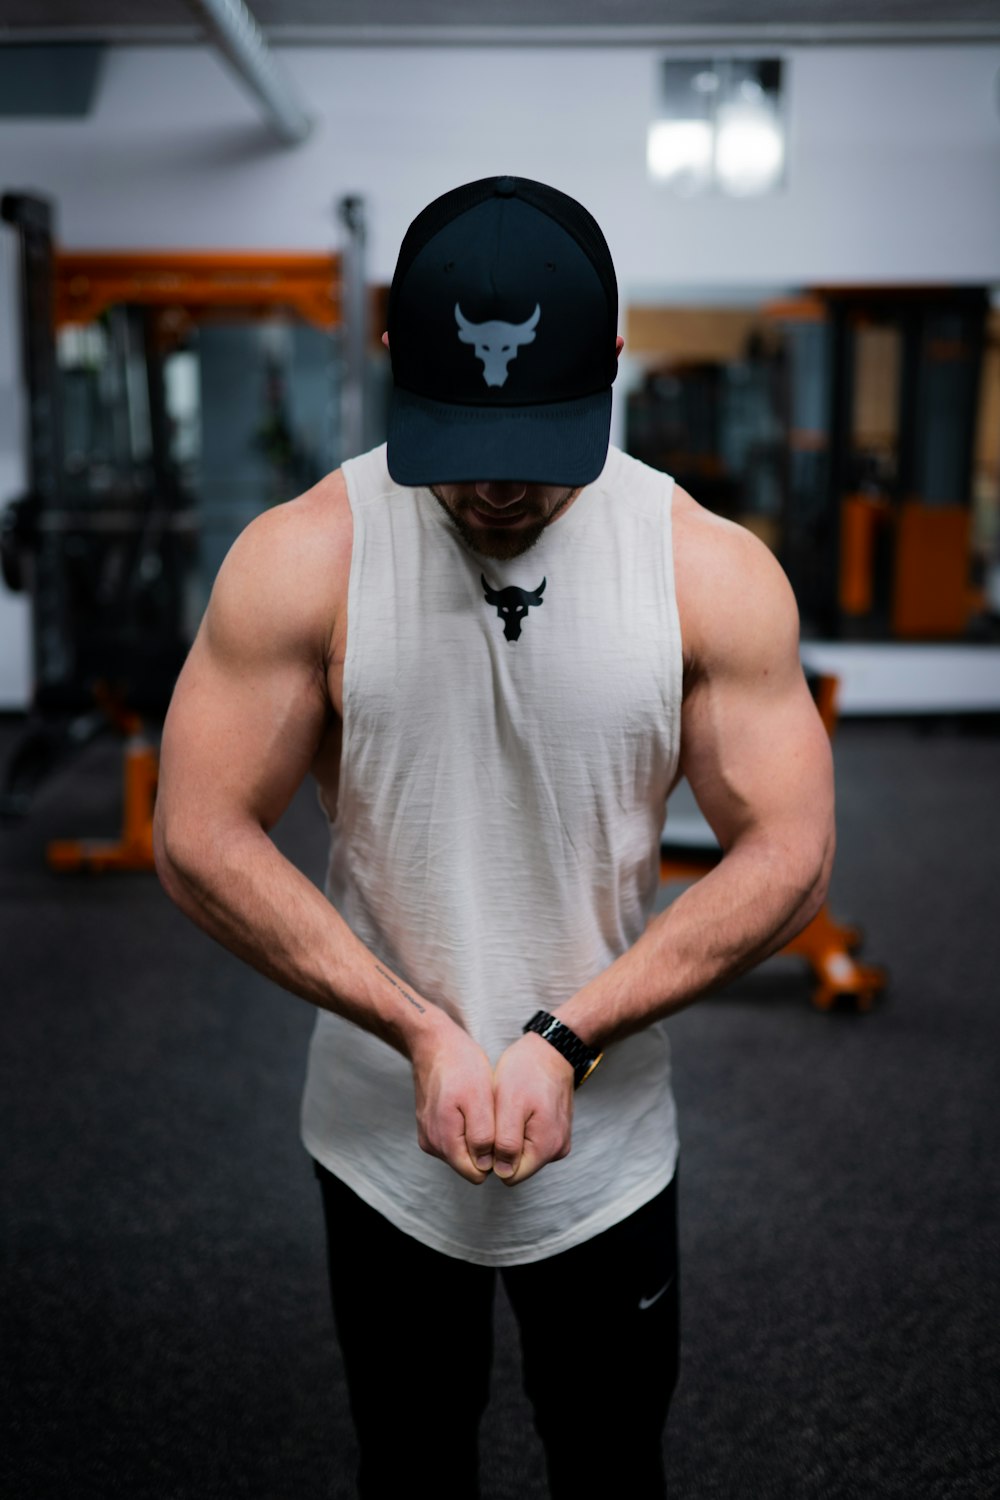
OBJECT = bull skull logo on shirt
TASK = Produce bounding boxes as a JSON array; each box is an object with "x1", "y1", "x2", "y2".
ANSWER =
[{"x1": 481, "y1": 575, "x2": 546, "y2": 642}]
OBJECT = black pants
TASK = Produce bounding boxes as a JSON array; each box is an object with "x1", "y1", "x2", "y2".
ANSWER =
[{"x1": 313, "y1": 1158, "x2": 681, "y2": 1500}]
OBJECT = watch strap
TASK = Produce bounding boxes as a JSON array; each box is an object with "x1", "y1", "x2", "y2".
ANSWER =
[{"x1": 522, "y1": 1010, "x2": 603, "y2": 1089}]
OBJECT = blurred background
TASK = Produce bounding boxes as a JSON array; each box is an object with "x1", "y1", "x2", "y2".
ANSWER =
[{"x1": 2, "y1": 5, "x2": 999, "y2": 1499}]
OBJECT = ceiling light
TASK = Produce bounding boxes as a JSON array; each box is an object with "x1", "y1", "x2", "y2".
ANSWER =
[{"x1": 648, "y1": 57, "x2": 786, "y2": 198}]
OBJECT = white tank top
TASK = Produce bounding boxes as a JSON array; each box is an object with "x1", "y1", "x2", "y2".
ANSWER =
[{"x1": 300, "y1": 441, "x2": 683, "y2": 1265}]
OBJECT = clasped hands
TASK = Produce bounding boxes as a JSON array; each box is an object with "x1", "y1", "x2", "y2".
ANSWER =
[{"x1": 411, "y1": 1019, "x2": 575, "y2": 1187}]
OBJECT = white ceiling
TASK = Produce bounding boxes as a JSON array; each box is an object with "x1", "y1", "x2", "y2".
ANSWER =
[{"x1": 1, "y1": 0, "x2": 999, "y2": 45}]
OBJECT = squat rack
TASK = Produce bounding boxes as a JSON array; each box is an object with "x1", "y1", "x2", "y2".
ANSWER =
[{"x1": 0, "y1": 191, "x2": 363, "y2": 871}]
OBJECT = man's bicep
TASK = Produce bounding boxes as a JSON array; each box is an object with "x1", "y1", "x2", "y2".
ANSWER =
[
  {"x1": 678, "y1": 539, "x2": 834, "y2": 860},
  {"x1": 156, "y1": 510, "x2": 333, "y2": 853}
]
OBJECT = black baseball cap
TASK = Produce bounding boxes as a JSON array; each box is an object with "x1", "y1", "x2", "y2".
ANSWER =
[{"x1": 385, "y1": 175, "x2": 619, "y2": 488}]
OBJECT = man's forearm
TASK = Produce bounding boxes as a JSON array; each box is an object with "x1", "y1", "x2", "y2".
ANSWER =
[
  {"x1": 559, "y1": 831, "x2": 834, "y2": 1051},
  {"x1": 154, "y1": 819, "x2": 453, "y2": 1061}
]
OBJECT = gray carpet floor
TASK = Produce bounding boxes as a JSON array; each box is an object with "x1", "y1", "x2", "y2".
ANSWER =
[{"x1": 2, "y1": 714, "x2": 998, "y2": 1499}]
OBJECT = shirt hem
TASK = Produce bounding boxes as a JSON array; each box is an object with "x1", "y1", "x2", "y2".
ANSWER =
[{"x1": 302, "y1": 1129, "x2": 679, "y2": 1267}]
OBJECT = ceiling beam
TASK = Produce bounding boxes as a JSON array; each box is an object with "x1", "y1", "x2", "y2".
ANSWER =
[
  {"x1": 3, "y1": 22, "x2": 1000, "y2": 48},
  {"x1": 183, "y1": 0, "x2": 313, "y2": 144}
]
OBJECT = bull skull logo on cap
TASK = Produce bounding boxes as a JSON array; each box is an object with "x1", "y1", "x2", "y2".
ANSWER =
[{"x1": 455, "y1": 303, "x2": 541, "y2": 387}]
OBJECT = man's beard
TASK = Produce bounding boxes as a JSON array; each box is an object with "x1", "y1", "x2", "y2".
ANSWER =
[{"x1": 429, "y1": 487, "x2": 577, "y2": 562}]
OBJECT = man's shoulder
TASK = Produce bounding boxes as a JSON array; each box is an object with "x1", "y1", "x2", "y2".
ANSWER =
[
  {"x1": 671, "y1": 484, "x2": 800, "y2": 676},
  {"x1": 671, "y1": 482, "x2": 767, "y2": 568},
  {"x1": 212, "y1": 468, "x2": 353, "y2": 663},
  {"x1": 233, "y1": 467, "x2": 352, "y2": 579}
]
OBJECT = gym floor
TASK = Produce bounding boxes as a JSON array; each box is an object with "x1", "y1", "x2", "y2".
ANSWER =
[{"x1": 2, "y1": 713, "x2": 998, "y2": 1499}]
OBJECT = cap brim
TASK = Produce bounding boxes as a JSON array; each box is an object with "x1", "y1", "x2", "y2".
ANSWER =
[{"x1": 386, "y1": 387, "x2": 612, "y2": 488}]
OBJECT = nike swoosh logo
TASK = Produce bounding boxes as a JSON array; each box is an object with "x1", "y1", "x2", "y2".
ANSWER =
[{"x1": 638, "y1": 1275, "x2": 675, "y2": 1310}]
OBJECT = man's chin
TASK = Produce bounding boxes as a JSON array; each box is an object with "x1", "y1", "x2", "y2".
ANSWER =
[{"x1": 450, "y1": 513, "x2": 545, "y2": 561}]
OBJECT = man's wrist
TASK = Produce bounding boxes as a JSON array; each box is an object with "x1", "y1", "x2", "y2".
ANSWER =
[
  {"x1": 522, "y1": 1010, "x2": 603, "y2": 1088},
  {"x1": 397, "y1": 994, "x2": 459, "y2": 1065}
]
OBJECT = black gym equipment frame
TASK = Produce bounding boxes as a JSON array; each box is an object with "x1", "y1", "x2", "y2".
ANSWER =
[
  {"x1": 0, "y1": 192, "x2": 192, "y2": 819},
  {"x1": 794, "y1": 285, "x2": 988, "y2": 638}
]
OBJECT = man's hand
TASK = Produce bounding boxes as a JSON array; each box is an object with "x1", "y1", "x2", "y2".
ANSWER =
[
  {"x1": 491, "y1": 1032, "x2": 575, "y2": 1186},
  {"x1": 410, "y1": 1020, "x2": 497, "y2": 1185}
]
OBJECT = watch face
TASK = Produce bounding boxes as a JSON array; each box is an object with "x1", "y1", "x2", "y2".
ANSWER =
[{"x1": 578, "y1": 1054, "x2": 603, "y2": 1086}]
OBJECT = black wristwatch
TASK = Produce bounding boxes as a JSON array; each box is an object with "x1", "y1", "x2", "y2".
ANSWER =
[{"x1": 523, "y1": 1010, "x2": 604, "y2": 1089}]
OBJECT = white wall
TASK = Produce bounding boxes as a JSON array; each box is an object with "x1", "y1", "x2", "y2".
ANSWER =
[
  {"x1": 2, "y1": 41, "x2": 999, "y2": 707},
  {"x1": 2, "y1": 43, "x2": 997, "y2": 281}
]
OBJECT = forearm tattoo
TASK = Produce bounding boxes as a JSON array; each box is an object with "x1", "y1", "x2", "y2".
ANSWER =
[{"x1": 374, "y1": 963, "x2": 425, "y2": 1014}]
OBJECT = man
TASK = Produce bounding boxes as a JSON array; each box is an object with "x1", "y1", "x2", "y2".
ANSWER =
[{"x1": 153, "y1": 175, "x2": 834, "y2": 1499}]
